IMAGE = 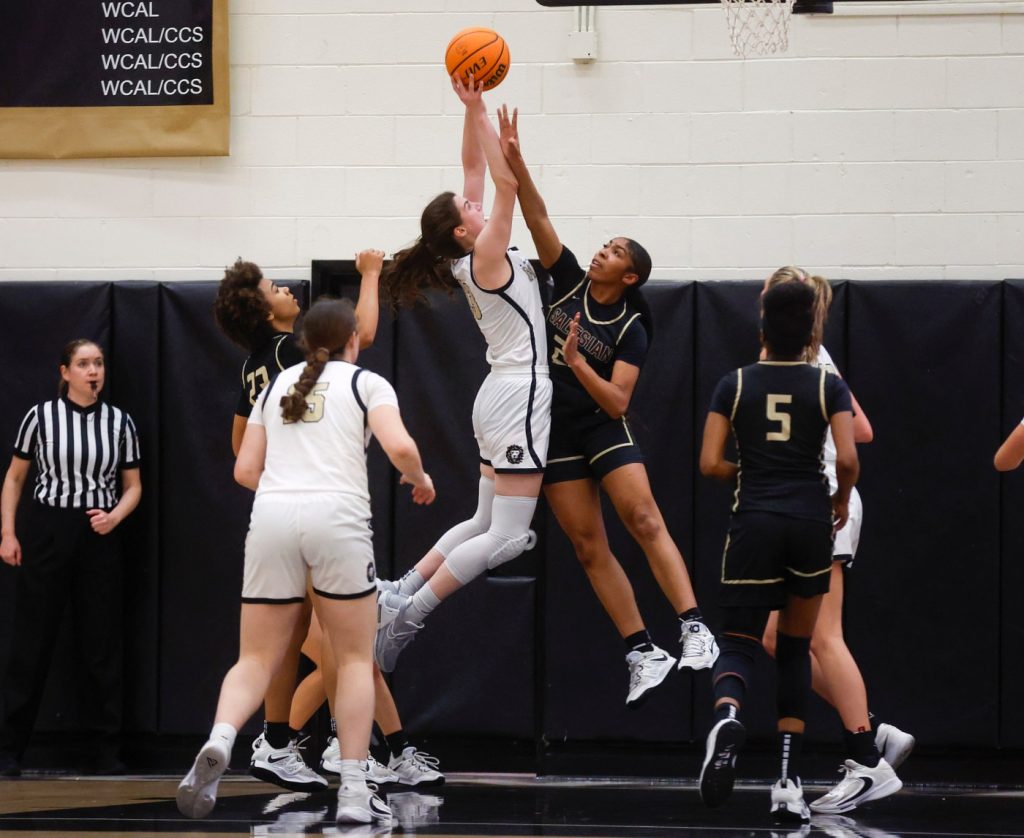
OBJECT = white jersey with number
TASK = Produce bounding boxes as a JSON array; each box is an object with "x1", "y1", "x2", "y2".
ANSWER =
[
  {"x1": 451, "y1": 247, "x2": 548, "y2": 372},
  {"x1": 248, "y1": 361, "x2": 398, "y2": 511}
]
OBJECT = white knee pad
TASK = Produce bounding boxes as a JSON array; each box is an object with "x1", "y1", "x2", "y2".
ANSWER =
[
  {"x1": 433, "y1": 476, "x2": 495, "y2": 559},
  {"x1": 444, "y1": 495, "x2": 538, "y2": 585}
]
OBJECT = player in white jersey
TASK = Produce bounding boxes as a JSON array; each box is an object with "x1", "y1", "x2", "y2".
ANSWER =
[
  {"x1": 177, "y1": 299, "x2": 434, "y2": 825},
  {"x1": 374, "y1": 75, "x2": 550, "y2": 673},
  {"x1": 760, "y1": 268, "x2": 912, "y2": 815}
]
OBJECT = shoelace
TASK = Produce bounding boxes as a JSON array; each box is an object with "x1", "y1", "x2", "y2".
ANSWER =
[
  {"x1": 406, "y1": 750, "x2": 440, "y2": 772},
  {"x1": 681, "y1": 627, "x2": 713, "y2": 658}
]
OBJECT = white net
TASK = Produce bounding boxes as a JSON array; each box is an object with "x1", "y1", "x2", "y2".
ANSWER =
[{"x1": 720, "y1": 0, "x2": 794, "y2": 58}]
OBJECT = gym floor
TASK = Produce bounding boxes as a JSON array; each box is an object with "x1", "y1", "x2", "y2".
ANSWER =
[{"x1": 1, "y1": 773, "x2": 1023, "y2": 837}]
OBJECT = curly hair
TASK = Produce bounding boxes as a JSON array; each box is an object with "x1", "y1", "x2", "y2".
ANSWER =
[
  {"x1": 380, "y1": 191, "x2": 465, "y2": 310},
  {"x1": 212, "y1": 259, "x2": 273, "y2": 352},
  {"x1": 280, "y1": 299, "x2": 357, "y2": 423}
]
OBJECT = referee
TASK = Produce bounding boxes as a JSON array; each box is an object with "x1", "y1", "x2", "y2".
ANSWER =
[{"x1": 0, "y1": 338, "x2": 141, "y2": 777}]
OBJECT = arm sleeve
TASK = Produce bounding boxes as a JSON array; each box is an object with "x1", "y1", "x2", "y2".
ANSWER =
[
  {"x1": 546, "y1": 246, "x2": 586, "y2": 299},
  {"x1": 709, "y1": 371, "x2": 739, "y2": 417},
  {"x1": 12, "y1": 405, "x2": 39, "y2": 460},
  {"x1": 825, "y1": 373, "x2": 853, "y2": 416},
  {"x1": 614, "y1": 317, "x2": 649, "y2": 369},
  {"x1": 119, "y1": 412, "x2": 142, "y2": 468}
]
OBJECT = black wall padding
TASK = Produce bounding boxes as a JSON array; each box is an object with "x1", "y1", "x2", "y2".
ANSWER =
[
  {"x1": 110, "y1": 282, "x2": 162, "y2": 733},
  {"x1": 542, "y1": 282, "x2": 697, "y2": 743},
  {"x1": 386, "y1": 290, "x2": 538, "y2": 738},
  {"x1": 999, "y1": 280, "x2": 1024, "y2": 748},
  {"x1": 0, "y1": 283, "x2": 112, "y2": 733},
  {"x1": 846, "y1": 281, "x2": 1001, "y2": 748}
]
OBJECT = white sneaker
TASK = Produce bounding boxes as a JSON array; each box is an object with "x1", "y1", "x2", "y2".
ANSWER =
[
  {"x1": 771, "y1": 777, "x2": 811, "y2": 823},
  {"x1": 251, "y1": 734, "x2": 328, "y2": 792},
  {"x1": 336, "y1": 782, "x2": 392, "y2": 824},
  {"x1": 176, "y1": 739, "x2": 230, "y2": 819},
  {"x1": 678, "y1": 619, "x2": 720, "y2": 670},
  {"x1": 810, "y1": 758, "x2": 902, "y2": 814},
  {"x1": 698, "y1": 716, "x2": 746, "y2": 807},
  {"x1": 375, "y1": 600, "x2": 423, "y2": 673},
  {"x1": 875, "y1": 723, "x2": 915, "y2": 770},
  {"x1": 366, "y1": 753, "x2": 400, "y2": 784},
  {"x1": 320, "y1": 735, "x2": 341, "y2": 775},
  {"x1": 376, "y1": 578, "x2": 400, "y2": 597},
  {"x1": 625, "y1": 646, "x2": 676, "y2": 707},
  {"x1": 388, "y1": 746, "x2": 444, "y2": 787}
]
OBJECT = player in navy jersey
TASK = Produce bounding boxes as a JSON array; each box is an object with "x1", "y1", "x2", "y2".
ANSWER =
[
  {"x1": 699, "y1": 281, "x2": 859, "y2": 824},
  {"x1": 483, "y1": 105, "x2": 716, "y2": 707},
  {"x1": 759, "y1": 268, "x2": 908, "y2": 815},
  {"x1": 374, "y1": 76, "x2": 551, "y2": 673}
]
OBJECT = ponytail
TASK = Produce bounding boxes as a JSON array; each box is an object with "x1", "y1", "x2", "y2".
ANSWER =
[{"x1": 280, "y1": 348, "x2": 329, "y2": 422}]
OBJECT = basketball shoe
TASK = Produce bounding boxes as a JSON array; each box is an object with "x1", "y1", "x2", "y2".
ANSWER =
[
  {"x1": 251, "y1": 734, "x2": 328, "y2": 792},
  {"x1": 388, "y1": 746, "x2": 444, "y2": 787},
  {"x1": 771, "y1": 777, "x2": 811, "y2": 823},
  {"x1": 177, "y1": 738, "x2": 230, "y2": 818},
  {"x1": 699, "y1": 716, "x2": 746, "y2": 807},
  {"x1": 625, "y1": 646, "x2": 676, "y2": 707},
  {"x1": 874, "y1": 723, "x2": 915, "y2": 770},
  {"x1": 679, "y1": 619, "x2": 720, "y2": 670},
  {"x1": 375, "y1": 598, "x2": 423, "y2": 673},
  {"x1": 809, "y1": 758, "x2": 902, "y2": 814},
  {"x1": 336, "y1": 781, "x2": 392, "y2": 824},
  {"x1": 320, "y1": 737, "x2": 399, "y2": 784}
]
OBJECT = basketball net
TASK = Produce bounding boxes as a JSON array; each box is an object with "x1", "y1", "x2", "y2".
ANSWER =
[{"x1": 720, "y1": 0, "x2": 794, "y2": 58}]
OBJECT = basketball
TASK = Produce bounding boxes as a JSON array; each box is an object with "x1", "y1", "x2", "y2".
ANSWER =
[{"x1": 445, "y1": 27, "x2": 510, "y2": 91}]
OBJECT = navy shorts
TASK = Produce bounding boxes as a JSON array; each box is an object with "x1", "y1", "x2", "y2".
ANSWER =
[
  {"x1": 718, "y1": 511, "x2": 833, "y2": 608},
  {"x1": 544, "y1": 413, "x2": 644, "y2": 484}
]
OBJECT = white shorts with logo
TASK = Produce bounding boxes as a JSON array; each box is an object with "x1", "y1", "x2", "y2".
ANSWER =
[
  {"x1": 473, "y1": 368, "x2": 551, "y2": 473},
  {"x1": 242, "y1": 493, "x2": 377, "y2": 602},
  {"x1": 833, "y1": 486, "x2": 863, "y2": 564}
]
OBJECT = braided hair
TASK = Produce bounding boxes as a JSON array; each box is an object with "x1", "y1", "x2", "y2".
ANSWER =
[{"x1": 280, "y1": 298, "x2": 357, "y2": 422}]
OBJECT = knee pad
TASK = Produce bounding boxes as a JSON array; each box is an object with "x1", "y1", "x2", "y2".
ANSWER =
[
  {"x1": 484, "y1": 495, "x2": 538, "y2": 570},
  {"x1": 433, "y1": 477, "x2": 495, "y2": 558},
  {"x1": 775, "y1": 632, "x2": 812, "y2": 721},
  {"x1": 713, "y1": 633, "x2": 760, "y2": 699}
]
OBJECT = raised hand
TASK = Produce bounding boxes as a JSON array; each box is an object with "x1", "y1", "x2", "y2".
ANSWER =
[
  {"x1": 451, "y1": 73, "x2": 484, "y2": 108},
  {"x1": 355, "y1": 248, "x2": 385, "y2": 276},
  {"x1": 497, "y1": 104, "x2": 521, "y2": 164}
]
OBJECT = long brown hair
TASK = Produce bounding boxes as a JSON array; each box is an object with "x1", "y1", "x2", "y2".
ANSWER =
[
  {"x1": 58, "y1": 339, "x2": 101, "y2": 397},
  {"x1": 381, "y1": 191, "x2": 465, "y2": 309},
  {"x1": 213, "y1": 259, "x2": 272, "y2": 352},
  {"x1": 279, "y1": 298, "x2": 357, "y2": 422}
]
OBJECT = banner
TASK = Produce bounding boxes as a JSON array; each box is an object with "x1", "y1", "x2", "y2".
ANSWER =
[{"x1": 0, "y1": 0, "x2": 229, "y2": 158}]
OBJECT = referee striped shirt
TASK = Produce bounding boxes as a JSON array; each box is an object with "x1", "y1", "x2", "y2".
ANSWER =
[{"x1": 12, "y1": 397, "x2": 141, "y2": 509}]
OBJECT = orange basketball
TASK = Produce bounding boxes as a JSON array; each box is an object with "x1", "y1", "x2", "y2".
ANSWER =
[{"x1": 445, "y1": 28, "x2": 510, "y2": 92}]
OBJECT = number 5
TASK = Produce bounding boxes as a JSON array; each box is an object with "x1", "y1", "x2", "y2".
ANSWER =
[{"x1": 766, "y1": 394, "x2": 792, "y2": 442}]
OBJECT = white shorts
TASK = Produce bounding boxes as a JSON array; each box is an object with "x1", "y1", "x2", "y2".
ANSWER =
[
  {"x1": 833, "y1": 487, "x2": 863, "y2": 563},
  {"x1": 473, "y1": 369, "x2": 551, "y2": 473},
  {"x1": 242, "y1": 493, "x2": 377, "y2": 602}
]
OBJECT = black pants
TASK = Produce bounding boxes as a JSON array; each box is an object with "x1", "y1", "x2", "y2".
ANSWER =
[{"x1": 0, "y1": 502, "x2": 123, "y2": 760}]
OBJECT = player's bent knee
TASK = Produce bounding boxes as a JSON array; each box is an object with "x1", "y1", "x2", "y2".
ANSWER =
[{"x1": 486, "y1": 528, "x2": 537, "y2": 570}]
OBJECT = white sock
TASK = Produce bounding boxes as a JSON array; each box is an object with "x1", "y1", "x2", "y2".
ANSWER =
[
  {"x1": 340, "y1": 758, "x2": 366, "y2": 789},
  {"x1": 406, "y1": 583, "x2": 441, "y2": 625},
  {"x1": 210, "y1": 722, "x2": 237, "y2": 751},
  {"x1": 398, "y1": 569, "x2": 425, "y2": 596}
]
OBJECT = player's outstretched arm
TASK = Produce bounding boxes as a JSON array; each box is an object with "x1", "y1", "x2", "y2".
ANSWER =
[
  {"x1": 354, "y1": 249, "x2": 384, "y2": 350},
  {"x1": 368, "y1": 405, "x2": 435, "y2": 505},
  {"x1": 497, "y1": 105, "x2": 562, "y2": 269},
  {"x1": 995, "y1": 422, "x2": 1024, "y2": 471}
]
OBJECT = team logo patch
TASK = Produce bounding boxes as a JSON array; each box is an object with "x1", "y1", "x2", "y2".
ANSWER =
[
  {"x1": 506, "y1": 444, "x2": 524, "y2": 465},
  {"x1": 366, "y1": 562, "x2": 376, "y2": 583}
]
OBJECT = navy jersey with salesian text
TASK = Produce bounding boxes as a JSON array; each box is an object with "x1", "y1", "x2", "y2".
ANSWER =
[
  {"x1": 709, "y1": 361, "x2": 852, "y2": 523},
  {"x1": 546, "y1": 246, "x2": 649, "y2": 419},
  {"x1": 236, "y1": 331, "x2": 305, "y2": 418}
]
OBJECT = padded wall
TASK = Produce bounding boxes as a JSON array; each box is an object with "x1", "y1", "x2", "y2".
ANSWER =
[{"x1": 846, "y1": 281, "x2": 1001, "y2": 747}]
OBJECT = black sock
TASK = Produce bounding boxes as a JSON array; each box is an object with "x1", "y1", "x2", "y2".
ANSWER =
[
  {"x1": 845, "y1": 729, "x2": 880, "y2": 767},
  {"x1": 330, "y1": 717, "x2": 337, "y2": 736},
  {"x1": 384, "y1": 729, "x2": 410, "y2": 758},
  {"x1": 779, "y1": 731, "x2": 803, "y2": 782},
  {"x1": 679, "y1": 607, "x2": 703, "y2": 623},
  {"x1": 714, "y1": 702, "x2": 739, "y2": 723},
  {"x1": 265, "y1": 721, "x2": 293, "y2": 750},
  {"x1": 624, "y1": 629, "x2": 654, "y2": 654},
  {"x1": 868, "y1": 711, "x2": 880, "y2": 732}
]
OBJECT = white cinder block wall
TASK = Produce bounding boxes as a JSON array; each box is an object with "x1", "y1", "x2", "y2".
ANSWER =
[{"x1": 1, "y1": 0, "x2": 1022, "y2": 281}]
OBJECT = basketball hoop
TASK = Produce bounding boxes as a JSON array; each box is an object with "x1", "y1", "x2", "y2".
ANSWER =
[{"x1": 720, "y1": 0, "x2": 794, "y2": 58}]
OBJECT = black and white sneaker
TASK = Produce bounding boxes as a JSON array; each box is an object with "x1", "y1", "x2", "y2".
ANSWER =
[
  {"x1": 699, "y1": 717, "x2": 746, "y2": 807},
  {"x1": 625, "y1": 646, "x2": 676, "y2": 707},
  {"x1": 679, "y1": 620, "x2": 720, "y2": 671},
  {"x1": 809, "y1": 758, "x2": 902, "y2": 814},
  {"x1": 336, "y1": 782, "x2": 392, "y2": 824},
  {"x1": 375, "y1": 599, "x2": 423, "y2": 673},
  {"x1": 771, "y1": 777, "x2": 811, "y2": 823},
  {"x1": 875, "y1": 723, "x2": 915, "y2": 770},
  {"x1": 250, "y1": 734, "x2": 328, "y2": 792}
]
